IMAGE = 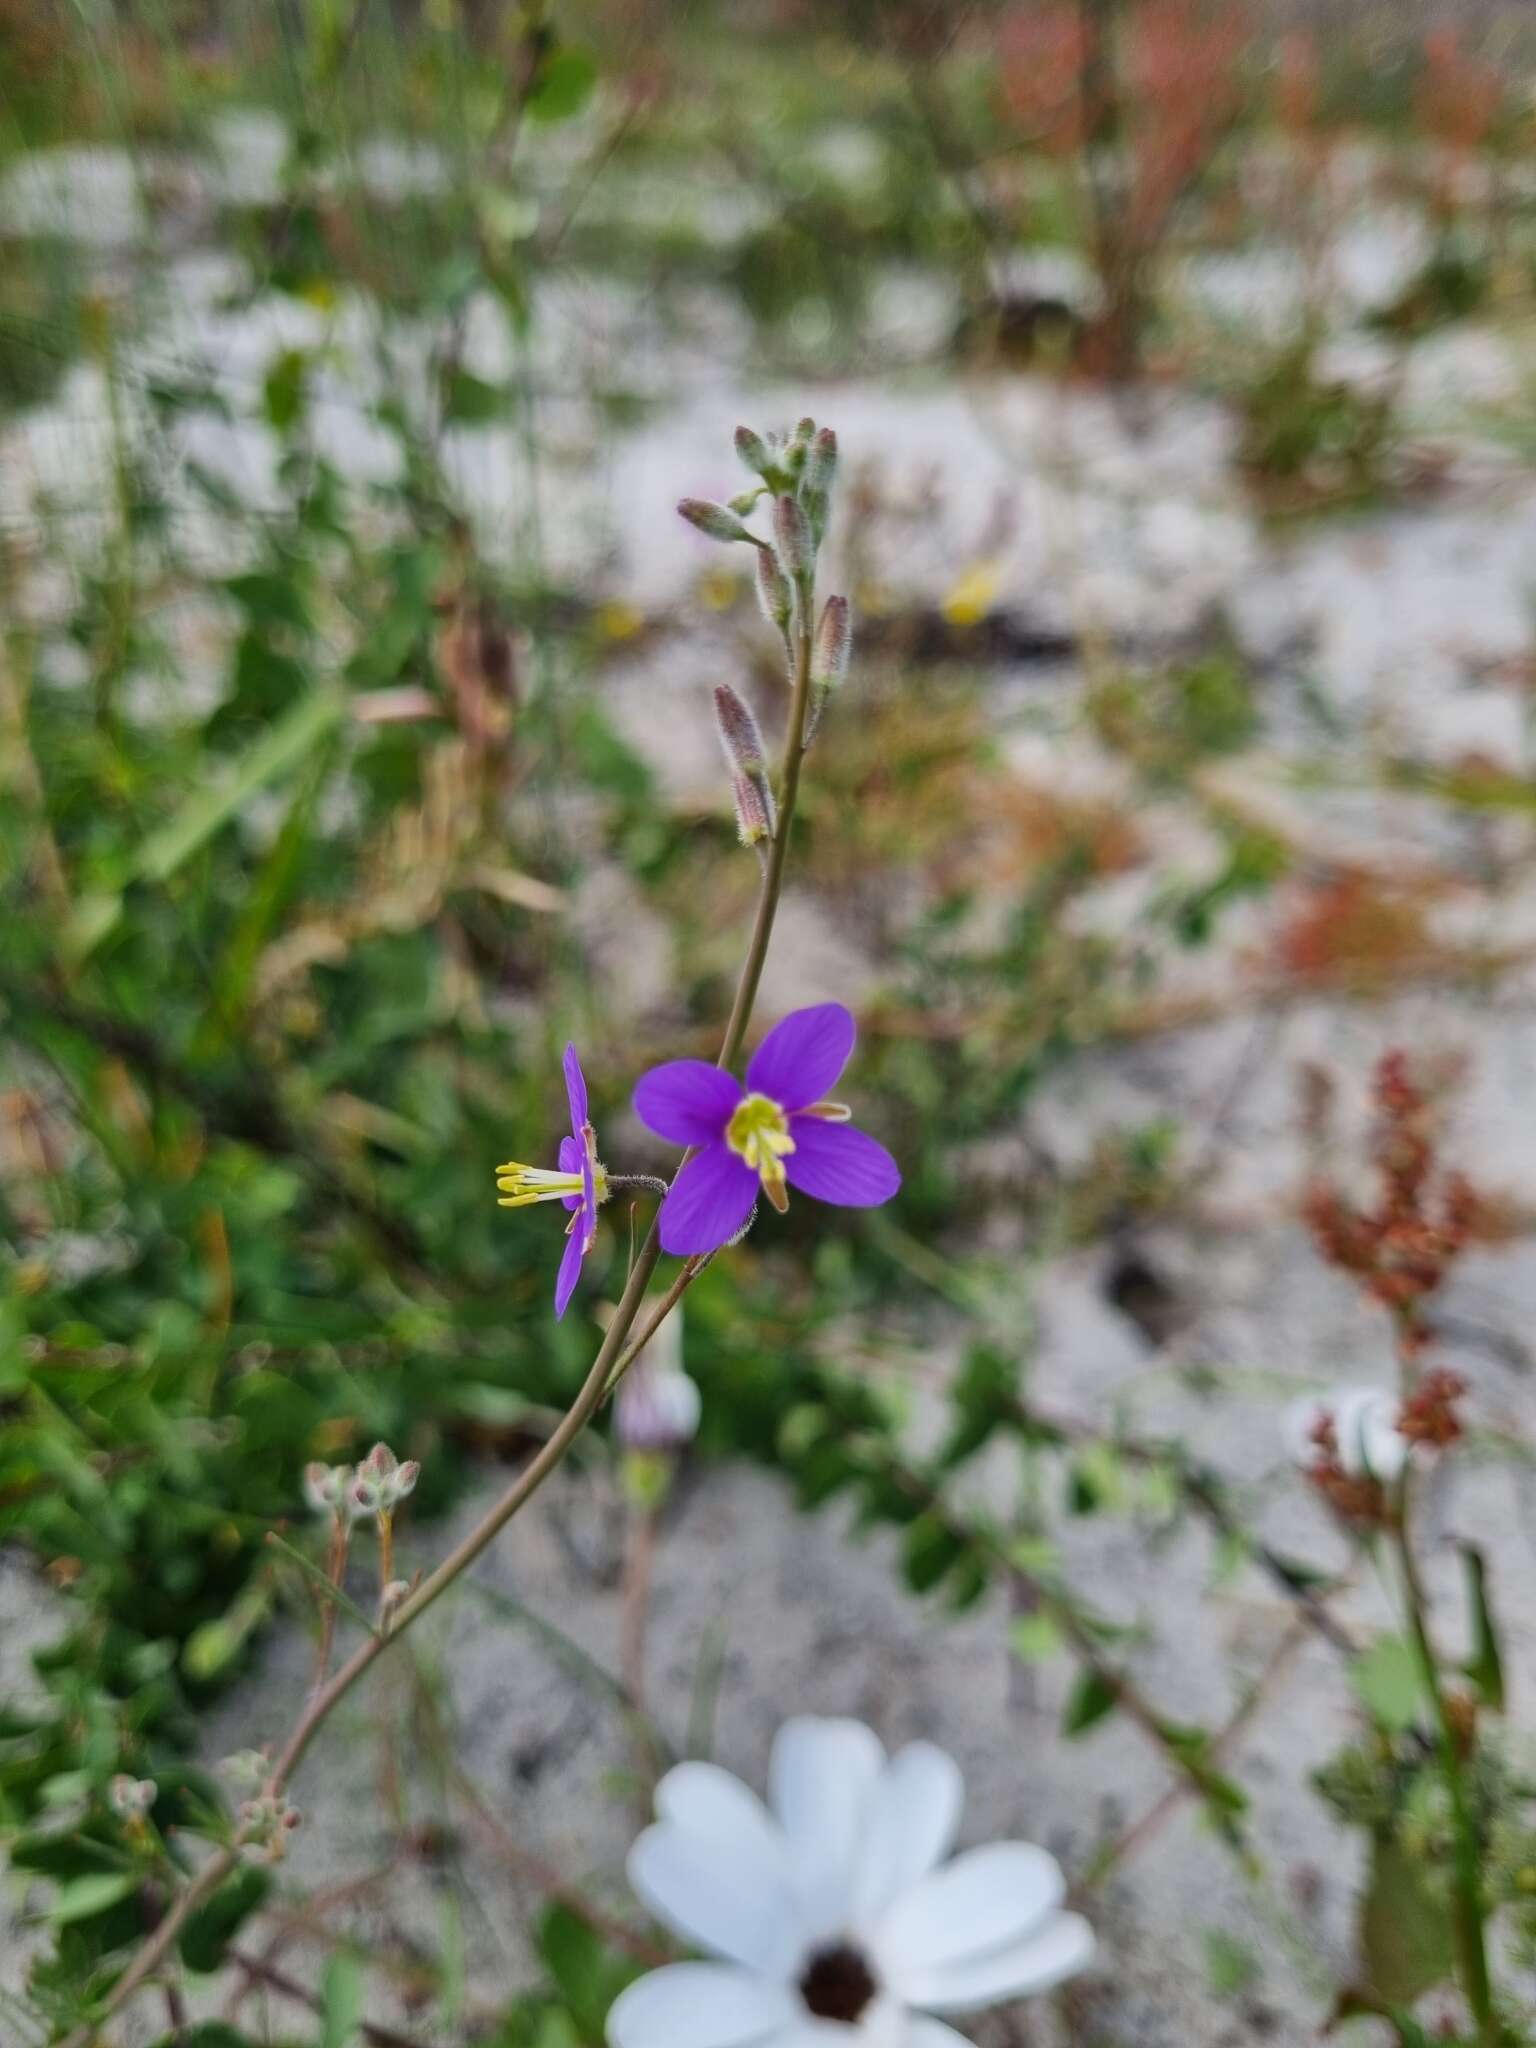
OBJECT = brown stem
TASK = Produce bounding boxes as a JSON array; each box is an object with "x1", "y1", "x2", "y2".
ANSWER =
[
  {"x1": 312, "y1": 1516, "x2": 349, "y2": 1695},
  {"x1": 620, "y1": 1502, "x2": 658, "y2": 1711}
]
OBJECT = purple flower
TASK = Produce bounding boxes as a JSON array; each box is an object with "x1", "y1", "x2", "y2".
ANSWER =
[
  {"x1": 634, "y1": 1002, "x2": 900, "y2": 1258},
  {"x1": 496, "y1": 1045, "x2": 609, "y2": 1318}
]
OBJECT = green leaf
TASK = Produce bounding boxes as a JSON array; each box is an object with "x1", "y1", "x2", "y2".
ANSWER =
[
  {"x1": 178, "y1": 1864, "x2": 271, "y2": 1973},
  {"x1": 321, "y1": 1954, "x2": 364, "y2": 2048},
  {"x1": 1357, "y1": 1835, "x2": 1455, "y2": 2007},
  {"x1": 900, "y1": 1514, "x2": 966, "y2": 1595},
  {"x1": 1009, "y1": 1612, "x2": 1064, "y2": 1663},
  {"x1": 1202, "y1": 1927, "x2": 1260, "y2": 1998},
  {"x1": 1350, "y1": 1636, "x2": 1422, "y2": 1733},
  {"x1": 527, "y1": 47, "x2": 596, "y2": 123},
  {"x1": 1062, "y1": 1668, "x2": 1119, "y2": 1738},
  {"x1": 49, "y1": 1871, "x2": 138, "y2": 1923},
  {"x1": 1461, "y1": 1545, "x2": 1505, "y2": 1712},
  {"x1": 63, "y1": 686, "x2": 349, "y2": 961}
]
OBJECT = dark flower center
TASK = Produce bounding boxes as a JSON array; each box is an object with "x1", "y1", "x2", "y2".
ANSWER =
[{"x1": 798, "y1": 1942, "x2": 877, "y2": 2024}]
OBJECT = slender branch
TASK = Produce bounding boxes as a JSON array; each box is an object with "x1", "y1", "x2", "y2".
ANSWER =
[{"x1": 73, "y1": 483, "x2": 823, "y2": 2045}]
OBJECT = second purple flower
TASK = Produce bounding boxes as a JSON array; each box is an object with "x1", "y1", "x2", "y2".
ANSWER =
[{"x1": 633, "y1": 1002, "x2": 900, "y2": 1257}]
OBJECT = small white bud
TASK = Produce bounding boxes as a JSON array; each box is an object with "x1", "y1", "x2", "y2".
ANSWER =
[{"x1": 109, "y1": 1774, "x2": 157, "y2": 1818}]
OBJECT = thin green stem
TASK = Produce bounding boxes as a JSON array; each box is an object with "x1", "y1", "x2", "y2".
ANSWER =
[{"x1": 1394, "y1": 1505, "x2": 1497, "y2": 2045}]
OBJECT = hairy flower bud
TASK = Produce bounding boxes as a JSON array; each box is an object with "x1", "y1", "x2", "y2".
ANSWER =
[
  {"x1": 807, "y1": 594, "x2": 852, "y2": 739},
  {"x1": 734, "y1": 424, "x2": 772, "y2": 477},
  {"x1": 109, "y1": 1774, "x2": 157, "y2": 1819},
  {"x1": 812, "y1": 595, "x2": 852, "y2": 688},
  {"x1": 713, "y1": 682, "x2": 767, "y2": 777},
  {"x1": 727, "y1": 489, "x2": 762, "y2": 516},
  {"x1": 773, "y1": 494, "x2": 814, "y2": 587},
  {"x1": 782, "y1": 416, "x2": 816, "y2": 482},
  {"x1": 715, "y1": 684, "x2": 775, "y2": 843},
  {"x1": 732, "y1": 773, "x2": 771, "y2": 847},
  {"x1": 349, "y1": 1443, "x2": 419, "y2": 1516},
  {"x1": 677, "y1": 497, "x2": 756, "y2": 545},
  {"x1": 755, "y1": 547, "x2": 793, "y2": 637},
  {"x1": 802, "y1": 427, "x2": 838, "y2": 542},
  {"x1": 303, "y1": 1460, "x2": 354, "y2": 1518},
  {"x1": 615, "y1": 1311, "x2": 701, "y2": 1454},
  {"x1": 238, "y1": 1790, "x2": 301, "y2": 1864}
]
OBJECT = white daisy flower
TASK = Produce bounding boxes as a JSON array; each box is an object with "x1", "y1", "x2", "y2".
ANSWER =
[
  {"x1": 1285, "y1": 1384, "x2": 1409, "y2": 1482},
  {"x1": 608, "y1": 1715, "x2": 1093, "y2": 2048}
]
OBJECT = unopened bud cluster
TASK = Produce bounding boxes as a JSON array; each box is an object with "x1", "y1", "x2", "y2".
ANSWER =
[
  {"x1": 109, "y1": 1774, "x2": 157, "y2": 1820},
  {"x1": 238, "y1": 1789, "x2": 301, "y2": 1864},
  {"x1": 303, "y1": 1460, "x2": 358, "y2": 1520},
  {"x1": 676, "y1": 418, "x2": 855, "y2": 858},
  {"x1": 349, "y1": 1441, "x2": 419, "y2": 1518}
]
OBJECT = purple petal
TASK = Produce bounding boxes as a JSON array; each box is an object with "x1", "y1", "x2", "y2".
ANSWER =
[
  {"x1": 563, "y1": 1043, "x2": 588, "y2": 1134},
  {"x1": 659, "y1": 1144, "x2": 759, "y2": 1256},
  {"x1": 553, "y1": 1218, "x2": 586, "y2": 1318},
  {"x1": 558, "y1": 1134, "x2": 583, "y2": 1212},
  {"x1": 634, "y1": 1061, "x2": 743, "y2": 1146},
  {"x1": 783, "y1": 1117, "x2": 900, "y2": 1207},
  {"x1": 746, "y1": 1003, "x2": 855, "y2": 1111}
]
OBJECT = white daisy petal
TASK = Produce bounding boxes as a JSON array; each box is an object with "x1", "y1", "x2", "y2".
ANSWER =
[
  {"x1": 628, "y1": 1823, "x2": 803, "y2": 1975},
  {"x1": 874, "y1": 1843, "x2": 1064, "y2": 1978},
  {"x1": 769, "y1": 1716, "x2": 886, "y2": 1932},
  {"x1": 897, "y1": 1910, "x2": 1095, "y2": 2012},
  {"x1": 606, "y1": 1964, "x2": 794, "y2": 2048},
  {"x1": 657, "y1": 1763, "x2": 793, "y2": 1887},
  {"x1": 850, "y1": 1742, "x2": 964, "y2": 1926},
  {"x1": 1286, "y1": 1384, "x2": 1408, "y2": 1481},
  {"x1": 905, "y1": 2019, "x2": 976, "y2": 2048},
  {"x1": 1343, "y1": 1384, "x2": 1409, "y2": 1482}
]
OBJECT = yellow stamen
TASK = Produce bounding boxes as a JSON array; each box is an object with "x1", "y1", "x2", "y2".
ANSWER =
[
  {"x1": 800, "y1": 1100, "x2": 851, "y2": 1121},
  {"x1": 495, "y1": 1158, "x2": 610, "y2": 1209},
  {"x1": 725, "y1": 1092, "x2": 795, "y2": 1208}
]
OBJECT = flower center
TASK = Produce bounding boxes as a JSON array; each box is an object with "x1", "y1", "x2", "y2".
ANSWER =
[
  {"x1": 799, "y1": 1942, "x2": 877, "y2": 2024},
  {"x1": 725, "y1": 1092, "x2": 794, "y2": 1212}
]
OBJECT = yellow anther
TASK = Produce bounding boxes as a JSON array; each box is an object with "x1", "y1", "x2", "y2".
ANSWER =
[{"x1": 726, "y1": 1093, "x2": 795, "y2": 1207}]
